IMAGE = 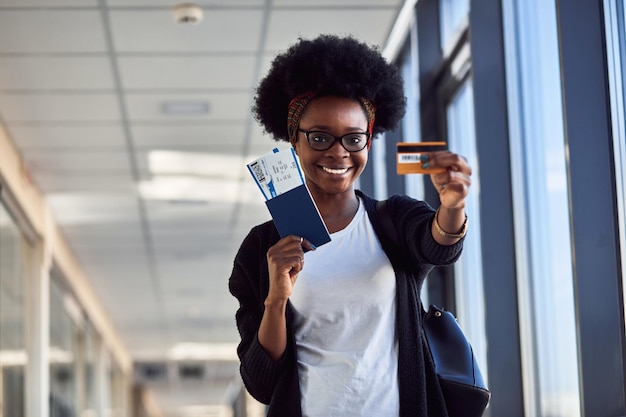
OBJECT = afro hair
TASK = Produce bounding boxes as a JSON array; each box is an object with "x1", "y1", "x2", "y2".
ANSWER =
[{"x1": 253, "y1": 34, "x2": 406, "y2": 142}]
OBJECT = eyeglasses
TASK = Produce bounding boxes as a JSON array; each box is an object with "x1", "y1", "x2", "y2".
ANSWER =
[{"x1": 298, "y1": 129, "x2": 371, "y2": 152}]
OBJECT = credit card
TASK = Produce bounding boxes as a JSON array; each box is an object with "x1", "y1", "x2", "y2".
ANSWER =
[{"x1": 397, "y1": 141, "x2": 447, "y2": 174}]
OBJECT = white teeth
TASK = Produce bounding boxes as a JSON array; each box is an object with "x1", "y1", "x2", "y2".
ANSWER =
[{"x1": 322, "y1": 167, "x2": 348, "y2": 174}]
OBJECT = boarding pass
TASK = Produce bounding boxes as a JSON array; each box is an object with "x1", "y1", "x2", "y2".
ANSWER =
[{"x1": 247, "y1": 148, "x2": 305, "y2": 200}]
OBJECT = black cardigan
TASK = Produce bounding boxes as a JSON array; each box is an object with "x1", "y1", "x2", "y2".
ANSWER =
[{"x1": 228, "y1": 191, "x2": 463, "y2": 417}]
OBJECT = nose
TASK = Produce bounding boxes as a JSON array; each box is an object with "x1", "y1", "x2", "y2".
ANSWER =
[{"x1": 325, "y1": 139, "x2": 350, "y2": 157}]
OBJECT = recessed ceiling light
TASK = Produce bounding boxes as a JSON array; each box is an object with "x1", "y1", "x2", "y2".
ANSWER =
[
  {"x1": 137, "y1": 176, "x2": 238, "y2": 203},
  {"x1": 162, "y1": 100, "x2": 209, "y2": 115},
  {"x1": 147, "y1": 150, "x2": 239, "y2": 177},
  {"x1": 138, "y1": 150, "x2": 268, "y2": 205}
]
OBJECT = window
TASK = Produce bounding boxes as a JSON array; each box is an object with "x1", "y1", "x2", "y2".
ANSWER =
[
  {"x1": 108, "y1": 360, "x2": 126, "y2": 417},
  {"x1": 0, "y1": 201, "x2": 29, "y2": 417},
  {"x1": 604, "y1": 0, "x2": 626, "y2": 304},
  {"x1": 83, "y1": 322, "x2": 101, "y2": 417},
  {"x1": 502, "y1": 0, "x2": 580, "y2": 415},
  {"x1": 440, "y1": 0, "x2": 470, "y2": 51},
  {"x1": 445, "y1": 80, "x2": 487, "y2": 378},
  {"x1": 100, "y1": 350, "x2": 115, "y2": 417},
  {"x1": 49, "y1": 278, "x2": 81, "y2": 417},
  {"x1": 401, "y1": 21, "x2": 425, "y2": 201}
]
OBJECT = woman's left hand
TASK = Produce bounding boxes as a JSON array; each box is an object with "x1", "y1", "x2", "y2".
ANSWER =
[{"x1": 426, "y1": 151, "x2": 472, "y2": 209}]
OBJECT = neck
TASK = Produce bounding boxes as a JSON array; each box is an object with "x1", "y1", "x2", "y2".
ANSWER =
[{"x1": 311, "y1": 190, "x2": 360, "y2": 233}]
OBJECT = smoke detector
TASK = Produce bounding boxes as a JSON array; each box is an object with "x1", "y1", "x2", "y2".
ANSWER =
[{"x1": 172, "y1": 3, "x2": 204, "y2": 25}]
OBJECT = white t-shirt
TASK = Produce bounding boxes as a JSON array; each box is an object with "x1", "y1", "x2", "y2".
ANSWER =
[{"x1": 289, "y1": 198, "x2": 399, "y2": 417}]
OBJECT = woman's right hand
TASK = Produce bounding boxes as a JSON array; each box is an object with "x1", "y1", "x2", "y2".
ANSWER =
[
  {"x1": 265, "y1": 235, "x2": 310, "y2": 302},
  {"x1": 260, "y1": 235, "x2": 310, "y2": 360}
]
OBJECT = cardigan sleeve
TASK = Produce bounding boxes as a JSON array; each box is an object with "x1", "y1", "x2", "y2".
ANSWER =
[
  {"x1": 388, "y1": 194, "x2": 464, "y2": 267},
  {"x1": 228, "y1": 224, "x2": 288, "y2": 404}
]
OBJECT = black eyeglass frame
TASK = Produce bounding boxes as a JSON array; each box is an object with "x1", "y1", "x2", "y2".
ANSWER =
[{"x1": 297, "y1": 128, "x2": 371, "y2": 152}]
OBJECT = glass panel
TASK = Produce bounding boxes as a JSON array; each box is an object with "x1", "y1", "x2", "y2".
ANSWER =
[
  {"x1": 0, "y1": 202, "x2": 27, "y2": 417},
  {"x1": 109, "y1": 361, "x2": 125, "y2": 417},
  {"x1": 100, "y1": 351, "x2": 112, "y2": 417},
  {"x1": 502, "y1": 0, "x2": 581, "y2": 415},
  {"x1": 83, "y1": 323, "x2": 101, "y2": 417},
  {"x1": 439, "y1": 0, "x2": 469, "y2": 51},
  {"x1": 445, "y1": 80, "x2": 488, "y2": 378},
  {"x1": 49, "y1": 279, "x2": 80, "y2": 417},
  {"x1": 401, "y1": 23, "x2": 426, "y2": 201},
  {"x1": 100, "y1": 351, "x2": 127, "y2": 417},
  {"x1": 604, "y1": 0, "x2": 626, "y2": 306}
]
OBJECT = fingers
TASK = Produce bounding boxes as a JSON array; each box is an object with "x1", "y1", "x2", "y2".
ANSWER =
[
  {"x1": 267, "y1": 235, "x2": 306, "y2": 272},
  {"x1": 425, "y1": 152, "x2": 472, "y2": 186},
  {"x1": 266, "y1": 236, "x2": 308, "y2": 300},
  {"x1": 423, "y1": 151, "x2": 472, "y2": 209},
  {"x1": 423, "y1": 151, "x2": 472, "y2": 176},
  {"x1": 299, "y1": 236, "x2": 316, "y2": 252},
  {"x1": 266, "y1": 235, "x2": 315, "y2": 284}
]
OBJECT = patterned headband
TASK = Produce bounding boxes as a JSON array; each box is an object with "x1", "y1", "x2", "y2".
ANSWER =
[{"x1": 287, "y1": 93, "x2": 377, "y2": 146}]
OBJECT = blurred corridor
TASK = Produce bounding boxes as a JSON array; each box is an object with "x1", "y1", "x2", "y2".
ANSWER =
[{"x1": 1, "y1": 0, "x2": 626, "y2": 416}]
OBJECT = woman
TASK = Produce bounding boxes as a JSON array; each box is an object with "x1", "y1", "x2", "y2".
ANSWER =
[{"x1": 229, "y1": 34, "x2": 472, "y2": 417}]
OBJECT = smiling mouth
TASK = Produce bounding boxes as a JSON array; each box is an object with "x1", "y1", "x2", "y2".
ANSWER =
[{"x1": 322, "y1": 166, "x2": 349, "y2": 175}]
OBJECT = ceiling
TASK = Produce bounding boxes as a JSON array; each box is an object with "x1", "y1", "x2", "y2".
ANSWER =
[{"x1": 0, "y1": 0, "x2": 411, "y2": 415}]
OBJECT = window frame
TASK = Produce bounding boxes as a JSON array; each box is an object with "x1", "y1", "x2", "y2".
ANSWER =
[
  {"x1": 467, "y1": 0, "x2": 526, "y2": 414},
  {"x1": 556, "y1": 1, "x2": 626, "y2": 414}
]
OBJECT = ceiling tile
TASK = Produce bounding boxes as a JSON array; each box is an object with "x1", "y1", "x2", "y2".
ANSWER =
[
  {"x1": 0, "y1": 56, "x2": 115, "y2": 90},
  {"x1": 109, "y1": 9, "x2": 264, "y2": 53},
  {"x1": 76, "y1": 260, "x2": 153, "y2": 284},
  {"x1": 107, "y1": 0, "x2": 264, "y2": 5},
  {"x1": 8, "y1": 125, "x2": 126, "y2": 149},
  {"x1": 0, "y1": 10, "x2": 106, "y2": 53},
  {"x1": 81, "y1": 261, "x2": 153, "y2": 279},
  {"x1": 0, "y1": 93, "x2": 121, "y2": 122},
  {"x1": 23, "y1": 149, "x2": 131, "y2": 174},
  {"x1": 131, "y1": 124, "x2": 247, "y2": 152},
  {"x1": 62, "y1": 222, "x2": 145, "y2": 244},
  {"x1": 107, "y1": 312, "x2": 166, "y2": 336},
  {"x1": 118, "y1": 56, "x2": 257, "y2": 90},
  {"x1": 158, "y1": 262, "x2": 212, "y2": 287},
  {"x1": 147, "y1": 208, "x2": 231, "y2": 231},
  {"x1": 45, "y1": 192, "x2": 140, "y2": 224},
  {"x1": 31, "y1": 173, "x2": 133, "y2": 194},
  {"x1": 0, "y1": 0, "x2": 98, "y2": 6}
]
